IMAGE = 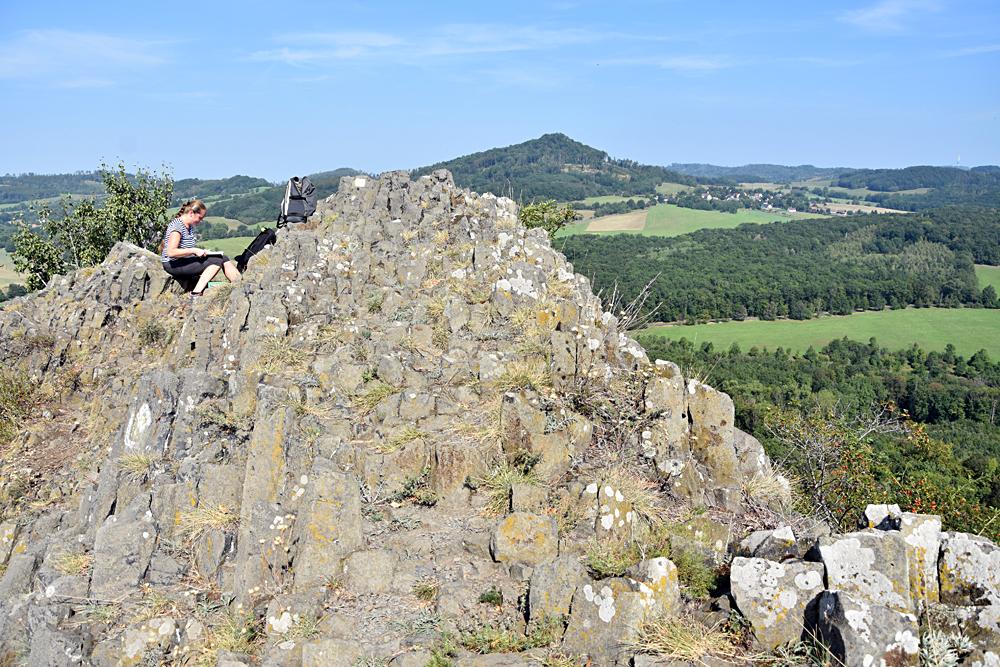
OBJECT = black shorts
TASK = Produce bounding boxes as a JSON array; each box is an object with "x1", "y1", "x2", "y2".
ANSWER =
[{"x1": 162, "y1": 255, "x2": 230, "y2": 279}]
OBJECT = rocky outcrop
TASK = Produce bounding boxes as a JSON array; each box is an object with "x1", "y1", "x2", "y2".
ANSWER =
[{"x1": 0, "y1": 171, "x2": 997, "y2": 665}]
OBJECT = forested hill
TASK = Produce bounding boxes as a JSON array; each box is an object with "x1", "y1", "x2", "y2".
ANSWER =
[
  {"x1": 0, "y1": 171, "x2": 105, "y2": 203},
  {"x1": 836, "y1": 165, "x2": 1000, "y2": 191},
  {"x1": 412, "y1": 132, "x2": 701, "y2": 201},
  {"x1": 560, "y1": 206, "x2": 1000, "y2": 322},
  {"x1": 667, "y1": 163, "x2": 850, "y2": 183}
]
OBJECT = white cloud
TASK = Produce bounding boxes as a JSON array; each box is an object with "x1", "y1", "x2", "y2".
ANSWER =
[
  {"x1": 840, "y1": 0, "x2": 941, "y2": 33},
  {"x1": 249, "y1": 24, "x2": 598, "y2": 65},
  {"x1": 604, "y1": 55, "x2": 734, "y2": 72},
  {"x1": 941, "y1": 43, "x2": 1000, "y2": 58},
  {"x1": 0, "y1": 29, "x2": 170, "y2": 85}
]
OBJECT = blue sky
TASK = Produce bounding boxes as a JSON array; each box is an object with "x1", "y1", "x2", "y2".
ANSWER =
[{"x1": 0, "y1": 0, "x2": 997, "y2": 181}]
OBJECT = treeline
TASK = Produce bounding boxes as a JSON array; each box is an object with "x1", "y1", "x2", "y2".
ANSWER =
[
  {"x1": 0, "y1": 171, "x2": 105, "y2": 203},
  {"x1": 836, "y1": 165, "x2": 1000, "y2": 192},
  {"x1": 413, "y1": 133, "x2": 701, "y2": 202},
  {"x1": 172, "y1": 175, "x2": 272, "y2": 202},
  {"x1": 568, "y1": 197, "x2": 655, "y2": 216},
  {"x1": 559, "y1": 207, "x2": 1000, "y2": 322},
  {"x1": 667, "y1": 163, "x2": 850, "y2": 183},
  {"x1": 636, "y1": 335, "x2": 1000, "y2": 536}
]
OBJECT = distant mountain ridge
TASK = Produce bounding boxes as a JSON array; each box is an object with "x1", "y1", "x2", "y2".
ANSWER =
[
  {"x1": 667, "y1": 163, "x2": 851, "y2": 183},
  {"x1": 412, "y1": 132, "x2": 704, "y2": 201}
]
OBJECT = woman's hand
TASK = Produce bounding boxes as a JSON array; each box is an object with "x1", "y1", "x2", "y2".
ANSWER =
[{"x1": 193, "y1": 248, "x2": 207, "y2": 258}]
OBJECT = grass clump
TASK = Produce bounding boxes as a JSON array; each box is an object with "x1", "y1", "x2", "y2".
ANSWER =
[
  {"x1": 353, "y1": 381, "x2": 397, "y2": 417},
  {"x1": 460, "y1": 615, "x2": 562, "y2": 654},
  {"x1": 137, "y1": 320, "x2": 170, "y2": 346},
  {"x1": 379, "y1": 426, "x2": 426, "y2": 454},
  {"x1": 53, "y1": 552, "x2": 93, "y2": 576},
  {"x1": 0, "y1": 370, "x2": 34, "y2": 444},
  {"x1": 391, "y1": 467, "x2": 438, "y2": 506},
  {"x1": 670, "y1": 547, "x2": 718, "y2": 600},
  {"x1": 176, "y1": 505, "x2": 239, "y2": 545},
  {"x1": 630, "y1": 615, "x2": 738, "y2": 663},
  {"x1": 251, "y1": 335, "x2": 307, "y2": 376},
  {"x1": 367, "y1": 293, "x2": 385, "y2": 313},
  {"x1": 495, "y1": 358, "x2": 552, "y2": 393},
  {"x1": 193, "y1": 613, "x2": 263, "y2": 666},
  {"x1": 412, "y1": 578, "x2": 440, "y2": 602},
  {"x1": 119, "y1": 452, "x2": 155, "y2": 483},
  {"x1": 478, "y1": 587, "x2": 503, "y2": 606},
  {"x1": 477, "y1": 453, "x2": 542, "y2": 516},
  {"x1": 585, "y1": 540, "x2": 644, "y2": 578}
]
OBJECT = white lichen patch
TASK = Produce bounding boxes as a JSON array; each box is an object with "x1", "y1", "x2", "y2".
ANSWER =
[
  {"x1": 819, "y1": 536, "x2": 908, "y2": 610},
  {"x1": 794, "y1": 570, "x2": 823, "y2": 590},
  {"x1": 124, "y1": 403, "x2": 153, "y2": 451}
]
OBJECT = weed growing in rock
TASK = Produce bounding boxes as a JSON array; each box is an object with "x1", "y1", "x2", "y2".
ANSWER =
[
  {"x1": 669, "y1": 547, "x2": 718, "y2": 600},
  {"x1": 495, "y1": 358, "x2": 552, "y2": 393},
  {"x1": 478, "y1": 587, "x2": 503, "y2": 606},
  {"x1": 367, "y1": 293, "x2": 385, "y2": 313},
  {"x1": 52, "y1": 552, "x2": 93, "y2": 576},
  {"x1": 197, "y1": 401, "x2": 252, "y2": 436},
  {"x1": 207, "y1": 282, "x2": 237, "y2": 317},
  {"x1": 379, "y1": 426, "x2": 426, "y2": 454},
  {"x1": 478, "y1": 455, "x2": 542, "y2": 516},
  {"x1": 920, "y1": 629, "x2": 974, "y2": 667},
  {"x1": 460, "y1": 615, "x2": 562, "y2": 654},
  {"x1": 604, "y1": 466, "x2": 668, "y2": 531},
  {"x1": 118, "y1": 452, "x2": 154, "y2": 483},
  {"x1": 353, "y1": 655, "x2": 389, "y2": 667},
  {"x1": 353, "y1": 381, "x2": 397, "y2": 416},
  {"x1": 285, "y1": 613, "x2": 324, "y2": 641},
  {"x1": 137, "y1": 320, "x2": 170, "y2": 346},
  {"x1": 413, "y1": 578, "x2": 440, "y2": 602},
  {"x1": 0, "y1": 369, "x2": 34, "y2": 444},
  {"x1": 251, "y1": 336, "x2": 308, "y2": 376},
  {"x1": 391, "y1": 467, "x2": 438, "y2": 506},
  {"x1": 176, "y1": 505, "x2": 239, "y2": 545},
  {"x1": 629, "y1": 614, "x2": 738, "y2": 663},
  {"x1": 585, "y1": 540, "x2": 644, "y2": 578},
  {"x1": 193, "y1": 613, "x2": 263, "y2": 666}
]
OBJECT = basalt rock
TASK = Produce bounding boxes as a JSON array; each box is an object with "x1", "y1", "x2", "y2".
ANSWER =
[{"x1": 3, "y1": 169, "x2": 998, "y2": 665}]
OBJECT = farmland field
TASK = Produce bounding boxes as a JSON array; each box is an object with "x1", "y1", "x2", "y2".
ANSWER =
[
  {"x1": 977, "y1": 264, "x2": 1000, "y2": 292},
  {"x1": 654, "y1": 182, "x2": 694, "y2": 196},
  {"x1": 640, "y1": 308, "x2": 1000, "y2": 358},
  {"x1": 202, "y1": 236, "x2": 255, "y2": 256},
  {"x1": 0, "y1": 249, "x2": 21, "y2": 288},
  {"x1": 556, "y1": 203, "x2": 823, "y2": 238},
  {"x1": 580, "y1": 195, "x2": 639, "y2": 205}
]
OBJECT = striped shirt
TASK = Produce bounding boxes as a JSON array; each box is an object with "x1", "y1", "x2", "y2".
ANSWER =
[{"x1": 161, "y1": 218, "x2": 196, "y2": 262}]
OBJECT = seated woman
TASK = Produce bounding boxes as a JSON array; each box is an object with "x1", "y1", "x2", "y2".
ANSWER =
[{"x1": 161, "y1": 199, "x2": 240, "y2": 296}]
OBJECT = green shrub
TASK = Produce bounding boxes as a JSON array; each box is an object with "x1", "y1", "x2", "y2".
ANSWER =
[{"x1": 0, "y1": 370, "x2": 34, "y2": 444}]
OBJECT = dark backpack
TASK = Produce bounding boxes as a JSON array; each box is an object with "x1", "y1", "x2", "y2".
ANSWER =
[
  {"x1": 278, "y1": 176, "x2": 317, "y2": 227},
  {"x1": 235, "y1": 228, "x2": 278, "y2": 273}
]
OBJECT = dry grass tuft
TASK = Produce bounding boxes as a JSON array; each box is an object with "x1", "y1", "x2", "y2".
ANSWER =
[
  {"x1": 495, "y1": 358, "x2": 552, "y2": 393},
  {"x1": 413, "y1": 577, "x2": 441, "y2": 602},
  {"x1": 251, "y1": 336, "x2": 308, "y2": 375},
  {"x1": 630, "y1": 615, "x2": 739, "y2": 664},
  {"x1": 477, "y1": 458, "x2": 542, "y2": 516},
  {"x1": 380, "y1": 426, "x2": 426, "y2": 454},
  {"x1": 176, "y1": 505, "x2": 239, "y2": 545},
  {"x1": 742, "y1": 467, "x2": 796, "y2": 510},
  {"x1": 53, "y1": 552, "x2": 93, "y2": 576},
  {"x1": 192, "y1": 613, "x2": 264, "y2": 666},
  {"x1": 119, "y1": 452, "x2": 155, "y2": 482},
  {"x1": 604, "y1": 466, "x2": 669, "y2": 531},
  {"x1": 353, "y1": 382, "x2": 397, "y2": 417}
]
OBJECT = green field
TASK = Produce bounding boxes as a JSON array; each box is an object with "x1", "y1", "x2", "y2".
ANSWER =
[
  {"x1": 654, "y1": 182, "x2": 694, "y2": 196},
  {"x1": 976, "y1": 264, "x2": 1000, "y2": 292},
  {"x1": 641, "y1": 308, "x2": 1000, "y2": 358},
  {"x1": 202, "y1": 236, "x2": 255, "y2": 256},
  {"x1": 580, "y1": 195, "x2": 637, "y2": 205},
  {"x1": 0, "y1": 249, "x2": 22, "y2": 288},
  {"x1": 556, "y1": 203, "x2": 823, "y2": 238}
]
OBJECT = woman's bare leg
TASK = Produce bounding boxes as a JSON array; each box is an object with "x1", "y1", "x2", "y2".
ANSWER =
[
  {"x1": 193, "y1": 265, "x2": 221, "y2": 293},
  {"x1": 222, "y1": 260, "x2": 241, "y2": 282}
]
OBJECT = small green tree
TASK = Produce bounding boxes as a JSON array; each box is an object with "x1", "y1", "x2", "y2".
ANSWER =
[
  {"x1": 518, "y1": 200, "x2": 576, "y2": 240},
  {"x1": 13, "y1": 163, "x2": 173, "y2": 290}
]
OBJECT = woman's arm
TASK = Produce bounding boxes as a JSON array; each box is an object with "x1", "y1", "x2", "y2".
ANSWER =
[{"x1": 164, "y1": 231, "x2": 206, "y2": 258}]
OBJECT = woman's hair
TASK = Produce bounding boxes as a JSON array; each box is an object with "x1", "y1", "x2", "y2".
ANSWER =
[{"x1": 178, "y1": 199, "x2": 207, "y2": 217}]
